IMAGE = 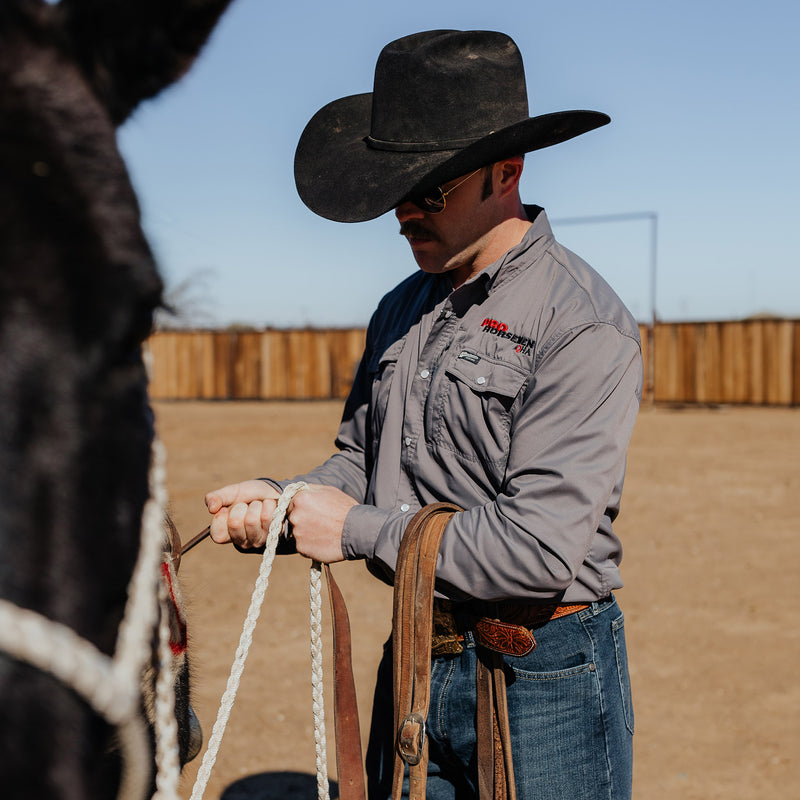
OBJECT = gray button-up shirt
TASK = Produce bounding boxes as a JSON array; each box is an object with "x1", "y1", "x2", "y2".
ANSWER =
[{"x1": 285, "y1": 207, "x2": 642, "y2": 603}]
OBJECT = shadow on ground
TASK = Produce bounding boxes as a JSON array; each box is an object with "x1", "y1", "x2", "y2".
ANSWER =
[{"x1": 221, "y1": 772, "x2": 339, "y2": 799}]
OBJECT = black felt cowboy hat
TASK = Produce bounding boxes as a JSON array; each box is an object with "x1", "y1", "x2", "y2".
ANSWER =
[{"x1": 294, "y1": 30, "x2": 610, "y2": 223}]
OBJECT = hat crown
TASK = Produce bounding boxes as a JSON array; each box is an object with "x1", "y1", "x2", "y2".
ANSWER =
[{"x1": 369, "y1": 30, "x2": 530, "y2": 152}]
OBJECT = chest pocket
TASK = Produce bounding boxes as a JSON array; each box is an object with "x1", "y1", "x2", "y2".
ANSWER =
[
  {"x1": 367, "y1": 337, "x2": 406, "y2": 442},
  {"x1": 428, "y1": 351, "x2": 528, "y2": 466}
]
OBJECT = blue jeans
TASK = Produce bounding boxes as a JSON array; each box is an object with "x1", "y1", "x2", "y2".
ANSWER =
[{"x1": 365, "y1": 596, "x2": 633, "y2": 800}]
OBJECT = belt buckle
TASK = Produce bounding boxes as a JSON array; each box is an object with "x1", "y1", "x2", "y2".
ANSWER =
[
  {"x1": 431, "y1": 599, "x2": 464, "y2": 657},
  {"x1": 397, "y1": 712, "x2": 426, "y2": 765}
]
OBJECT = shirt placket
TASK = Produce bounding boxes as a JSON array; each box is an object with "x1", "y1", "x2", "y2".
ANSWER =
[{"x1": 396, "y1": 303, "x2": 459, "y2": 511}]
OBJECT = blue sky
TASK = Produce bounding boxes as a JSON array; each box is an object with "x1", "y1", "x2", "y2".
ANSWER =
[{"x1": 118, "y1": 0, "x2": 799, "y2": 328}]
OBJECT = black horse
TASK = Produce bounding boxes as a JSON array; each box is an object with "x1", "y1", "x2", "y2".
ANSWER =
[{"x1": 0, "y1": 1, "x2": 233, "y2": 797}]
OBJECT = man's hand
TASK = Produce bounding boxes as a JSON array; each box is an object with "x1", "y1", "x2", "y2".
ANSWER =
[
  {"x1": 286, "y1": 484, "x2": 357, "y2": 563},
  {"x1": 205, "y1": 480, "x2": 357, "y2": 563},
  {"x1": 205, "y1": 479, "x2": 281, "y2": 549}
]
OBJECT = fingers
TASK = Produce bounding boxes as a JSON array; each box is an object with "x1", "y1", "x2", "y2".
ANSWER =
[
  {"x1": 209, "y1": 505, "x2": 232, "y2": 544},
  {"x1": 204, "y1": 479, "x2": 279, "y2": 514},
  {"x1": 206, "y1": 480, "x2": 280, "y2": 548}
]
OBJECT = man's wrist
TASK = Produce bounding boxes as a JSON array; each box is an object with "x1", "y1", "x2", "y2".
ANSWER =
[{"x1": 341, "y1": 504, "x2": 392, "y2": 561}]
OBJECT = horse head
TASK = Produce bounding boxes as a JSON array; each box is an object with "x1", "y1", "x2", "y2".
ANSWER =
[{"x1": 0, "y1": 1, "x2": 233, "y2": 796}]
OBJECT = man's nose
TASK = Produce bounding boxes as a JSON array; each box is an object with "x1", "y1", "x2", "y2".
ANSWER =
[{"x1": 395, "y1": 200, "x2": 425, "y2": 223}]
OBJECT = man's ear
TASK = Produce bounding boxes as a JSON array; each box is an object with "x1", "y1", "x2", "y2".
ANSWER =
[
  {"x1": 56, "y1": 0, "x2": 234, "y2": 126},
  {"x1": 495, "y1": 156, "x2": 525, "y2": 198}
]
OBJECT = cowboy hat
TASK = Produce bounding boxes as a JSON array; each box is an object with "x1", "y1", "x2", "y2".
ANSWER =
[{"x1": 294, "y1": 30, "x2": 609, "y2": 223}]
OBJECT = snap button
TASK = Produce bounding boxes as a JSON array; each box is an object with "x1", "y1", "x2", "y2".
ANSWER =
[
  {"x1": 400, "y1": 503, "x2": 410, "y2": 512},
  {"x1": 476, "y1": 376, "x2": 486, "y2": 385},
  {"x1": 404, "y1": 436, "x2": 412, "y2": 446},
  {"x1": 419, "y1": 369, "x2": 430, "y2": 379}
]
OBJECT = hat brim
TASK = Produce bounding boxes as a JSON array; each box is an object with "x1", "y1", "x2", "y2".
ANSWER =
[{"x1": 294, "y1": 93, "x2": 609, "y2": 223}]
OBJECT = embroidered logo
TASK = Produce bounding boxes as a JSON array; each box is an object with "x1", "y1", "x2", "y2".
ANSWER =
[
  {"x1": 480, "y1": 318, "x2": 534, "y2": 355},
  {"x1": 457, "y1": 350, "x2": 481, "y2": 364}
]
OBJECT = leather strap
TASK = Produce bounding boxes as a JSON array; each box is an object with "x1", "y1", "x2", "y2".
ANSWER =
[
  {"x1": 323, "y1": 564, "x2": 367, "y2": 800},
  {"x1": 476, "y1": 649, "x2": 517, "y2": 800},
  {"x1": 391, "y1": 503, "x2": 461, "y2": 800}
]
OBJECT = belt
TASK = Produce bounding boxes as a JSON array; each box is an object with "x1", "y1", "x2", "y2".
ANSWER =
[{"x1": 432, "y1": 599, "x2": 590, "y2": 658}]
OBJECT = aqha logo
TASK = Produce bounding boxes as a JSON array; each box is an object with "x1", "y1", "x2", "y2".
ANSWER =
[{"x1": 479, "y1": 317, "x2": 534, "y2": 355}]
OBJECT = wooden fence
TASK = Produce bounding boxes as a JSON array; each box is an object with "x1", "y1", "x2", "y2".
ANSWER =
[
  {"x1": 147, "y1": 320, "x2": 800, "y2": 406},
  {"x1": 147, "y1": 328, "x2": 367, "y2": 400},
  {"x1": 650, "y1": 319, "x2": 799, "y2": 405}
]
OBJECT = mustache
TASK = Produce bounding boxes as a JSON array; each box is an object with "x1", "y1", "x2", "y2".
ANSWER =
[{"x1": 399, "y1": 221, "x2": 438, "y2": 241}]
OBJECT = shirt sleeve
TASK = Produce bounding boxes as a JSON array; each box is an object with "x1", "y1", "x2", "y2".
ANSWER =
[{"x1": 352, "y1": 321, "x2": 642, "y2": 601}]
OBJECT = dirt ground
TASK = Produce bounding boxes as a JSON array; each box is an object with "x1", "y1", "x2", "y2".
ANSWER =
[{"x1": 152, "y1": 400, "x2": 799, "y2": 800}]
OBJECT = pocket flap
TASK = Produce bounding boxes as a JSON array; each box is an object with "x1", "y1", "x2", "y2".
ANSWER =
[
  {"x1": 367, "y1": 337, "x2": 406, "y2": 373},
  {"x1": 445, "y1": 352, "x2": 527, "y2": 398}
]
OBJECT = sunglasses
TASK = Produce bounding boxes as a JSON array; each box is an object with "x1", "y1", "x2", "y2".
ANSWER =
[{"x1": 409, "y1": 169, "x2": 482, "y2": 214}]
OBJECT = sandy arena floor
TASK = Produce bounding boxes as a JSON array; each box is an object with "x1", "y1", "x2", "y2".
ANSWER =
[{"x1": 152, "y1": 400, "x2": 799, "y2": 800}]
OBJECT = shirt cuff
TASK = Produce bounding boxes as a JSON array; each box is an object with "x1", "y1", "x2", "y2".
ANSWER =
[{"x1": 342, "y1": 504, "x2": 392, "y2": 561}]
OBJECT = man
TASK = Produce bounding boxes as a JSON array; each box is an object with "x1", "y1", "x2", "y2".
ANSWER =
[{"x1": 206, "y1": 30, "x2": 641, "y2": 800}]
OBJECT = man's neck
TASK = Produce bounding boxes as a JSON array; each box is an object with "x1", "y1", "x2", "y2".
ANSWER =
[{"x1": 449, "y1": 212, "x2": 532, "y2": 289}]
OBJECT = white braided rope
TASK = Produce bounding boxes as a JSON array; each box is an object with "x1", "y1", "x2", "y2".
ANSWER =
[
  {"x1": 0, "y1": 436, "x2": 173, "y2": 800},
  {"x1": 189, "y1": 481, "x2": 318, "y2": 800},
  {"x1": 309, "y1": 562, "x2": 330, "y2": 800}
]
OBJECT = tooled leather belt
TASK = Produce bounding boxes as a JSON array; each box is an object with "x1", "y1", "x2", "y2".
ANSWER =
[{"x1": 431, "y1": 599, "x2": 590, "y2": 658}]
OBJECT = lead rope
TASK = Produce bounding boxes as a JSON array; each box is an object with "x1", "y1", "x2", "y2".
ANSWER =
[
  {"x1": 309, "y1": 561, "x2": 331, "y2": 800},
  {"x1": 189, "y1": 481, "x2": 331, "y2": 800}
]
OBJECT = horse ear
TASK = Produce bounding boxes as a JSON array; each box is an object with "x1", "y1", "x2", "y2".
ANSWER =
[{"x1": 56, "y1": 0, "x2": 234, "y2": 125}]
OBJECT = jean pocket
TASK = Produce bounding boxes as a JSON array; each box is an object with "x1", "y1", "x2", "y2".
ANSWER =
[
  {"x1": 510, "y1": 661, "x2": 596, "y2": 681},
  {"x1": 611, "y1": 614, "x2": 635, "y2": 734},
  {"x1": 506, "y1": 660, "x2": 611, "y2": 795}
]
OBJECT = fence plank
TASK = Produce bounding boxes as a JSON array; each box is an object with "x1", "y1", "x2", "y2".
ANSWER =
[
  {"x1": 653, "y1": 324, "x2": 679, "y2": 403},
  {"x1": 794, "y1": 323, "x2": 800, "y2": 405},
  {"x1": 746, "y1": 322, "x2": 765, "y2": 405},
  {"x1": 762, "y1": 320, "x2": 794, "y2": 405},
  {"x1": 696, "y1": 323, "x2": 722, "y2": 404},
  {"x1": 195, "y1": 331, "x2": 216, "y2": 399},
  {"x1": 720, "y1": 323, "x2": 748, "y2": 404}
]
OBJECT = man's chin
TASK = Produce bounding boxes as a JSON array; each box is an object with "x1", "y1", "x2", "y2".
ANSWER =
[{"x1": 415, "y1": 258, "x2": 449, "y2": 276}]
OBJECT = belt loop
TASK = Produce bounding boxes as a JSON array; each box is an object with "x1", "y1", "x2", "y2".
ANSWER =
[{"x1": 589, "y1": 596, "x2": 613, "y2": 616}]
